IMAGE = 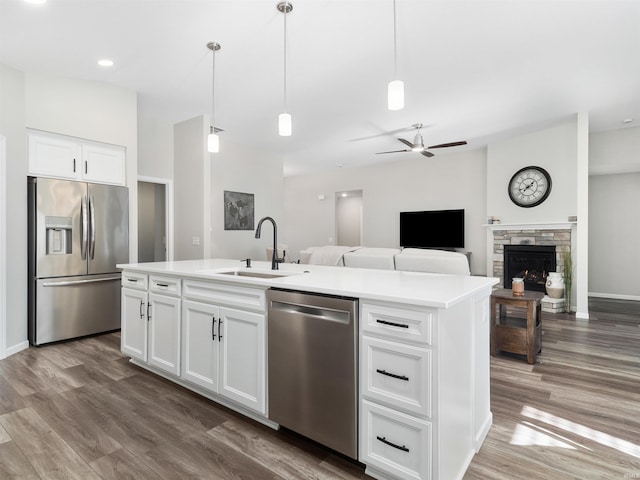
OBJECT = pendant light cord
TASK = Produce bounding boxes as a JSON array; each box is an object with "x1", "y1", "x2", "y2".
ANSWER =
[
  {"x1": 392, "y1": 0, "x2": 398, "y2": 79},
  {"x1": 211, "y1": 46, "x2": 216, "y2": 128},
  {"x1": 283, "y1": 7, "x2": 288, "y2": 112}
]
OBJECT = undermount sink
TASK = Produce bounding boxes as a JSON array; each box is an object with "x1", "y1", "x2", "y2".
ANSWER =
[
  {"x1": 219, "y1": 270, "x2": 291, "y2": 279},
  {"x1": 197, "y1": 268, "x2": 299, "y2": 279}
]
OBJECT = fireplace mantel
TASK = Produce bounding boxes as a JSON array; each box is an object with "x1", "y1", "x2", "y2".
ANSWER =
[{"x1": 484, "y1": 221, "x2": 576, "y2": 231}]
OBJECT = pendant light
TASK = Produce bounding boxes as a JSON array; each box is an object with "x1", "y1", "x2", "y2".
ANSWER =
[
  {"x1": 277, "y1": 2, "x2": 293, "y2": 136},
  {"x1": 388, "y1": 0, "x2": 404, "y2": 110},
  {"x1": 207, "y1": 42, "x2": 221, "y2": 153}
]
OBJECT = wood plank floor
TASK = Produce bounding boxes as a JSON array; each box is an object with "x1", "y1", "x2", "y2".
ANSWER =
[{"x1": 0, "y1": 298, "x2": 638, "y2": 479}]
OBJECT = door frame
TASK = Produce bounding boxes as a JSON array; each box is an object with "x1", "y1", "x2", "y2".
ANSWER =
[
  {"x1": 0, "y1": 135, "x2": 6, "y2": 358},
  {"x1": 137, "y1": 175, "x2": 174, "y2": 261}
]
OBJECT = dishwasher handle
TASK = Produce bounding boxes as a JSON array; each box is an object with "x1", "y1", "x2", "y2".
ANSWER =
[{"x1": 270, "y1": 300, "x2": 351, "y2": 324}]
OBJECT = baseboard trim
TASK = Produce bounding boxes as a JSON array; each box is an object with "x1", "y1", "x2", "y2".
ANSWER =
[
  {"x1": 589, "y1": 292, "x2": 640, "y2": 302},
  {"x1": 2, "y1": 340, "x2": 29, "y2": 359}
]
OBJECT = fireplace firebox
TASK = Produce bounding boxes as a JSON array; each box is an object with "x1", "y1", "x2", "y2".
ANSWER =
[{"x1": 504, "y1": 245, "x2": 556, "y2": 292}]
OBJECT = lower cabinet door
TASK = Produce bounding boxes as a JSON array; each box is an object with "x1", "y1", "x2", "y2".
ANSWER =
[
  {"x1": 121, "y1": 288, "x2": 148, "y2": 362},
  {"x1": 148, "y1": 293, "x2": 181, "y2": 375},
  {"x1": 218, "y1": 307, "x2": 266, "y2": 414},
  {"x1": 181, "y1": 300, "x2": 219, "y2": 392},
  {"x1": 360, "y1": 399, "x2": 431, "y2": 480}
]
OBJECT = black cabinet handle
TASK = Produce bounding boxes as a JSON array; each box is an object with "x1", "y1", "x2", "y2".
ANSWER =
[
  {"x1": 156, "y1": 283, "x2": 169, "y2": 288},
  {"x1": 376, "y1": 369, "x2": 409, "y2": 381},
  {"x1": 73, "y1": 158, "x2": 76, "y2": 172},
  {"x1": 84, "y1": 160, "x2": 88, "y2": 174},
  {"x1": 376, "y1": 319, "x2": 409, "y2": 329},
  {"x1": 146, "y1": 302, "x2": 151, "y2": 321},
  {"x1": 127, "y1": 278, "x2": 138, "y2": 283},
  {"x1": 139, "y1": 300, "x2": 144, "y2": 319},
  {"x1": 218, "y1": 318, "x2": 222, "y2": 342},
  {"x1": 212, "y1": 317, "x2": 216, "y2": 340},
  {"x1": 376, "y1": 436, "x2": 409, "y2": 452}
]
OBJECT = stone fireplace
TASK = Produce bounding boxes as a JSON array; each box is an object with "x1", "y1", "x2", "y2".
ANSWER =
[{"x1": 490, "y1": 225, "x2": 572, "y2": 290}]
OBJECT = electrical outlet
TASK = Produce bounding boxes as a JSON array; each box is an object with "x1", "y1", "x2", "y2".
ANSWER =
[{"x1": 192, "y1": 236, "x2": 200, "y2": 246}]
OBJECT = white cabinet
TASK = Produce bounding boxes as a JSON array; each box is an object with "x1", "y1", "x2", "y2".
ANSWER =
[
  {"x1": 121, "y1": 271, "x2": 267, "y2": 417},
  {"x1": 360, "y1": 301, "x2": 436, "y2": 480},
  {"x1": 121, "y1": 286, "x2": 148, "y2": 362},
  {"x1": 218, "y1": 307, "x2": 265, "y2": 413},
  {"x1": 28, "y1": 132, "x2": 125, "y2": 185},
  {"x1": 121, "y1": 273, "x2": 181, "y2": 376},
  {"x1": 181, "y1": 299, "x2": 219, "y2": 391},
  {"x1": 82, "y1": 143, "x2": 125, "y2": 185},
  {"x1": 148, "y1": 292, "x2": 181, "y2": 376},
  {"x1": 181, "y1": 280, "x2": 266, "y2": 415}
]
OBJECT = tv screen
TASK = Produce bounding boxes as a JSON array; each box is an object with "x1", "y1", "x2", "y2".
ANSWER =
[{"x1": 400, "y1": 209, "x2": 465, "y2": 249}]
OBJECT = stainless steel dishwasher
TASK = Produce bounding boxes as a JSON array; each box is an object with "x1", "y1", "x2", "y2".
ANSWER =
[{"x1": 267, "y1": 288, "x2": 358, "y2": 459}]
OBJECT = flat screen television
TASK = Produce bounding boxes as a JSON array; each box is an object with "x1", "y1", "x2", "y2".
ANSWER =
[{"x1": 400, "y1": 209, "x2": 465, "y2": 249}]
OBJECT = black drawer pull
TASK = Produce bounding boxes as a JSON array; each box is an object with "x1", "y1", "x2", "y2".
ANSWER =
[
  {"x1": 376, "y1": 369, "x2": 409, "y2": 381},
  {"x1": 376, "y1": 436, "x2": 409, "y2": 452},
  {"x1": 127, "y1": 278, "x2": 138, "y2": 282},
  {"x1": 212, "y1": 317, "x2": 216, "y2": 340},
  {"x1": 376, "y1": 319, "x2": 409, "y2": 329},
  {"x1": 156, "y1": 283, "x2": 169, "y2": 288}
]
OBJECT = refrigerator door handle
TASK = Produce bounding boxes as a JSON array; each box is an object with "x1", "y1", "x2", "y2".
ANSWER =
[
  {"x1": 42, "y1": 277, "x2": 120, "y2": 287},
  {"x1": 89, "y1": 195, "x2": 96, "y2": 260},
  {"x1": 81, "y1": 195, "x2": 88, "y2": 260}
]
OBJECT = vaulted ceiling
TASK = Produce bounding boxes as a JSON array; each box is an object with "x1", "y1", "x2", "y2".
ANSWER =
[{"x1": 1, "y1": 0, "x2": 639, "y2": 175}]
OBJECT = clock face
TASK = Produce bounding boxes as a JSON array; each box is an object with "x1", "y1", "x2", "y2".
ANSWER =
[{"x1": 508, "y1": 166, "x2": 552, "y2": 208}]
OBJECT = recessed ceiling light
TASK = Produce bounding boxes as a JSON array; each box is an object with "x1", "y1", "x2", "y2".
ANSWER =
[
  {"x1": 24, "y1": 0, "x2": 47, "y2": 4},
  {"x1": 622, "y1": 118, "x2": 634, "y2": 124},
  {"x1": 97, "y1": 59, "x2": 114, "y2": 67}
]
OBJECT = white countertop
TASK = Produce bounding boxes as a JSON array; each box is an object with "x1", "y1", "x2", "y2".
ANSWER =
[{"x1": 118, "y1": 259, "x2": 499, "y2": 309}]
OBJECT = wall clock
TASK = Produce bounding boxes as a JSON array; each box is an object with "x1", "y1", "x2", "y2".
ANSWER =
[{"x1": 508, "y1": 166, "x2": 552, "y2": 208}]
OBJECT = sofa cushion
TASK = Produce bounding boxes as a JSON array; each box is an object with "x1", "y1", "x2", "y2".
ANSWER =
[
  {"x1": 395, "y1": 248, "x2": 470, "y2": 275},
  {"x1": 343, "y1": 247, "x2": 401, "y2": 270}
]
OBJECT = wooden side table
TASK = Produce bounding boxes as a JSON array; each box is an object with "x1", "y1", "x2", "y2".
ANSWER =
[{"x1": 490, "y1": 289, "x2": 544, "y2": 364}]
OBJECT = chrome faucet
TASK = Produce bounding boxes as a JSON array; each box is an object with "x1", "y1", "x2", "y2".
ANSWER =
[{"x1": 255, "y1": 216, "x2": 284, "y2": 270}]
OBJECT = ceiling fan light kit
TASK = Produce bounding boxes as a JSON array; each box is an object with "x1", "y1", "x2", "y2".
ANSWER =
[
  {"x1": 207, "y1": 41, "x2": 221, "y2": 153},
  {"x1": 278, "y1": 2, "x2": 293, "y2": 137},
  {"x1": 376, "y1": 123, "x2": 467, "y2": 158}
]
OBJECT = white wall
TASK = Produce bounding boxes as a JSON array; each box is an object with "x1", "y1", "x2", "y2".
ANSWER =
[
  {"x1": 0, "y1": 64, "x2": 27, "y2": 355},
  {"x1": 173, "y1": 115, "x2": 211, "y2": 260},
  {"x1": 211, "y1": 139, "x2": 284, "y2": 261},
  {"x1": 25, "y1": 72, "x2": 139, "y2": 263},
  {"x1": 138, "y1": 112, "x2": 174, "y2": 180},
  {"x1": 283, "y1": 149, "x2": 488, "y2": 274},
  {"x1": 588, "y1": 126, "x2": 640, "y2": 300},
  {"x1": 487, "y1": 120, "x2": 578, "y2": 223}
]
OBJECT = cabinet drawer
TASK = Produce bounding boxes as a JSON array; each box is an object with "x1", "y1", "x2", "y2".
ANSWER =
[
  {"x1": 122, "y1": 271, "x2": 148, "y2": 291},
  {"x1": 361, "y1": 302, "x2": 433, "y2": 345},
  {"x1": 149, "y1": 275, "x2": 181, "y2": 296},
  {"x1": 360, "y1": 400, "x2": 431, "y2": 480},
  {"x1": 183, "y1": 280, "x2": 266, "y2": 312},
  {"x1": 362, "y1": 336, "x2": 432, "y2": 418}
]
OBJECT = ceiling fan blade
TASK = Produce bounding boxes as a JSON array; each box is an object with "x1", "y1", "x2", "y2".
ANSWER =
[
  {"x1": 397, "y1": 138, "x2": 415, "y2": 148},
  {"x1": 421, "y1": 150, "x2": 435, "y2": 158},
  {"x1": 427, "y1": 140, "x2": 467, "y2": 149},
  {"x1": 376, "y1": 149, "x2": 411, "y2": 154}
]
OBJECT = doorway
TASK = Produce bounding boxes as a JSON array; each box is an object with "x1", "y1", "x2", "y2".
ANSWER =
[
  {"x1": 137, "y1": 177, "x2": 173, "y2": 262},
  {"x1": 336, "y1": 190, "x2": 363, "y2": 247}
]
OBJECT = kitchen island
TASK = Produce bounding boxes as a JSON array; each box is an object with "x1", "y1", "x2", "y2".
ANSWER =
[{"x1": 118, "y1": 259, "x2": 498, "y2": 480}]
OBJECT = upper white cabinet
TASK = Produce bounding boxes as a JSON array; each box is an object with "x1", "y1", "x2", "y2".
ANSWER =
[{"x1": 28, "y1": 131, "x2": 125, "y2": 185}]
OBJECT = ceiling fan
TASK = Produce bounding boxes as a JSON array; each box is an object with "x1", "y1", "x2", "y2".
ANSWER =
[{"x1": 376, "y1": 123, "x2": 467, "y2": 158}]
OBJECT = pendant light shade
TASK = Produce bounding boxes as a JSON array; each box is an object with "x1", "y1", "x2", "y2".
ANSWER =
[
  {"x1": 278, "y1": 2, "x2": 293, "y2": 136},
  {"x1": 278, "y1": 113, "x2": 292, "y2": 136},
  {"x1": 208, "y1": 126, "x2": 219, "y2": 153},
  {"x1": 388, "y1": 79, "x2": 404, "y2": 110},
  {"x1": 388, "y1": 0, "x2": 404, "y2": 111},
  {"x1": 207, "y1": 42, "x2": 221, "y2": 153}
]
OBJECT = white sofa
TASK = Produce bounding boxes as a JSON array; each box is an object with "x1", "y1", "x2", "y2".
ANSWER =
[{"x1": 299, "y1": 245, "x2": 470, "y2": 275}]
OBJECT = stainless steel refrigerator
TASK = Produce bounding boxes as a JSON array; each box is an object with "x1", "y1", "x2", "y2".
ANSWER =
[{"x1": 28, "y1": 176, "x2": 129, "y2": 346}]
